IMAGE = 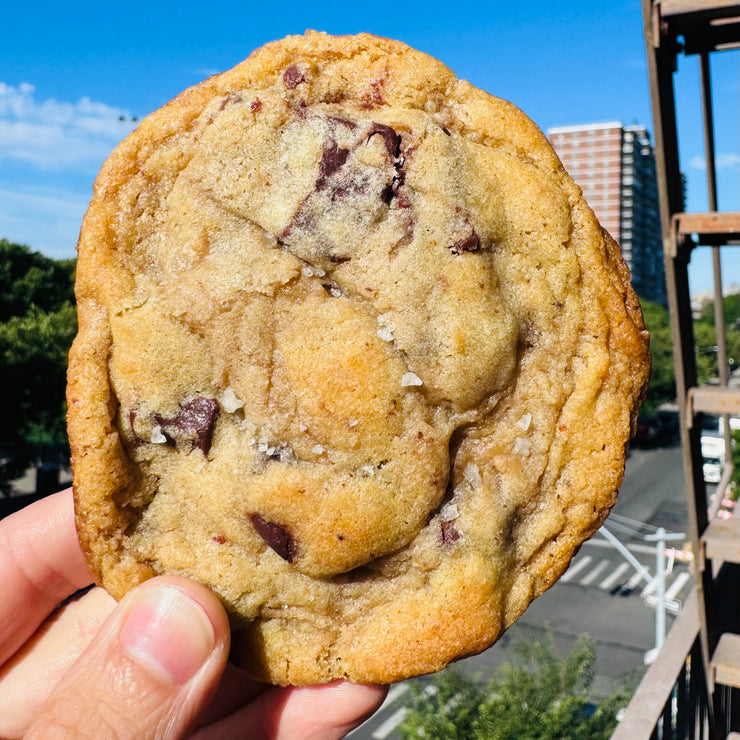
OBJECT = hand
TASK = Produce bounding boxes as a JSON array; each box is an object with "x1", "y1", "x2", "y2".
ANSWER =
[{"x1": 0, "y1": 488, "x2": 387, "y2": 739}]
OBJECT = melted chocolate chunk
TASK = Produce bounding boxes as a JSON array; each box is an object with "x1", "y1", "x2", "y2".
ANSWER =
[
  {"x1": 441, "y1": 519, "x2": 461, "y2": 546},
  {"x1": 367, "y1": 123, "x2": 401, "y2": 159},
  {"x1": 327, "y1": 116, "x2": 358, "y2": 130},
  {"x1": 396, "y1": 192, "x2": 412, "y2": 209},
  {"x1": 361, "y1": 79, "x2": 385, "y2": 108},
  {"x1": 317, "y1": 141, "x2": 351, "y2": 188},
  {"x1": 158, "y1": 397, "x2": 220, "y2": 454},
  {"x1": 217, "y1": 93, "x2": 243, "y2": 112},
  {"x1": 127, "y1": 409, "x2": 146, "y2": 448},
  {"x1": 283, "y1": 65, "x2": 305, "y2": 89},
  {"x1": 449, "y1": 231, "x2": 480, "y2": 255},
  {"x1": 251, "y1": 514, "x2": 296, "y2": 562},
  {"x1": 382, "y1": 172, "x2": 406, "y2": 205}
]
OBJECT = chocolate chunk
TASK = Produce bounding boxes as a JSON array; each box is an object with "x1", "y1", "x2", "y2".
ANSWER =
[
  {"x1": 159, "y1": 397, "x2": 220, "y2": 454},
  {"x1": 251, "y1": 514, "x2": 296, "y2": 562},
  {"x1": 127, "y1": 409, "x2": 146, "y2": 448},
  {"x1": 396, "y1": 192, "x2": 412, "y2": 209},
  {"x1": 441, "y1": 519, "x2": 461, "y2": 546},
  {"x1": 367, "y1": 123, "x2": 401, "y2": 159},
  {"x1": 327, "y1": 116, "x2": 358, "y2": 130},
  {"x1": 449, "y1": 231, "x2": 480, "y2": 255},
  {"x1": 382, "y1": 173, "x2": 406, "y2": 205},
  {"x1": 283, "y1": 65, "x2": 305, "y2": 89},
  {"x1": 361, "y1": 79, "x2": 385, "y2": 108},
  {"x1": 317, "y1": 141, "x2": 350, "y2": 188},
  {"x1": 217, "y1": 93, "x2": 243, "y2": 112}
]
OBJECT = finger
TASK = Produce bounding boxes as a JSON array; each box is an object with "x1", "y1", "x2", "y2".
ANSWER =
[
  {"x1": 0, "y1": 587, "x2": 115, "y2": 739},
  {"x1": 195, "y1": 662, "x2": 269, "y2": 727},
  {"x1": 0, "y1": 488, "x2": 92, "y2": 664},
  {"x1": 25, "y1": 576, "x2": 231, "y2": 740},
  {"x1": 194, "y1": 680, "x2": 388, "y2": 740}
]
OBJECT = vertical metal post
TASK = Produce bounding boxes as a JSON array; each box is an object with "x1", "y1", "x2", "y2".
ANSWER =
[
  {"x1": 700, "y1": 51, "x2": 733, "y2": 474},
  {"x1": 655, "y1": 527, "x2": 667, "y2": 650},
  {"x1": 699, "y1": 52, "x2": 718, "y2": 213},
  {"x1": 642, "y1": 5, "x2": 721, "y2": 735}
]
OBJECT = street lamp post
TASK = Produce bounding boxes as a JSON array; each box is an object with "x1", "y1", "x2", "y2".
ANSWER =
[
  {"x1": 643, "y1": 527, "x2": 686, "y2": 650},
  {"x1": 599, "y1": 522, "x2": 686, "y2": 656}
]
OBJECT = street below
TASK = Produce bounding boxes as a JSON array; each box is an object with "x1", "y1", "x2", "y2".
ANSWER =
[{"x1": 352, "y1": 443, "x2": 690, "y2": 740}]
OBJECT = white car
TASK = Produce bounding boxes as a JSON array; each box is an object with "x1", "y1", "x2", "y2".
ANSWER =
[{"x1": 703, "y1": 456, "x2": 722, "y2": 484}]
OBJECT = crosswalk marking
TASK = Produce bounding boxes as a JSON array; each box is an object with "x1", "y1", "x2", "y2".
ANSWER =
[
  {"x1": 599, "y1": 562, "x2": 630, "y2": 590},
  {"x1": 371, "y1": 708, "x2": 407, "y2": 739},
  {"x1": 560, "y1": 555, "x2": 593, "y2": 582},
  {"x1": 383, "y1": 684, "x2": 409, "y2": 706},
  {"x1": 560, "y1": 556, "x2": 691, "y2": 602},
  {"x1": 351, "y1": 558, "x2": 692, "y2": 740},
  {"x1": 664, "y1": 571, "x2": 691, "y2": 600},
  {"x1": 579, "y1": 559, "x2": 610, "y2": 586},
  {"x1": 642, "y1": 576, "x2": 657, "y2": 597},
  {"x1": 625, "y1": 569, "x2": 647, "y2": 590},
  {"x1": 369, "y1": 684, "x2": 437, "y2": 740}
]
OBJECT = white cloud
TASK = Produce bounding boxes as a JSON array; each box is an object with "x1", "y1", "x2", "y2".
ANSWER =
[
  {"x1": 0, "y1": 82, "x2": 137, "y2": 172},
  {"x1": 0, "y1": 185, "x2": 88, "y2": 258},
  {"x1": 689, "y1": 153, "x2": 740, "y2": 171}
]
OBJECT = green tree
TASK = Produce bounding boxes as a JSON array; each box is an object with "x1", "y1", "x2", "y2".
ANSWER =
[
  {"x1": 0, "y1": 238, "x2": 76, "y2": 321},
  {"x1": 730, "y1": 429, "x2": 740, "y2": 496},
  {"x1": 399, "y1": 634, "x2": 630, "y2": 740},
  {"x1": 693, "y1": 293, "x2": 740, "y2": 385},
  {"x1": 639, "y1": 300, "x2": 676, "y2": 415},
  {"x1": 0, "y1": 240, "x2": 76, "y2": 494}
]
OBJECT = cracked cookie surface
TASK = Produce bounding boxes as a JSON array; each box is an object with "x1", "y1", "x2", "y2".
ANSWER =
[{"x1": 68, "y1": 31, "x2": 650, "y2": 685}]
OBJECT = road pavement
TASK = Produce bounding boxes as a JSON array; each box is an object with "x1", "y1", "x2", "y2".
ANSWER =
[{"x1": 349, "y1": 443, "x2": 690, "y2": 739}]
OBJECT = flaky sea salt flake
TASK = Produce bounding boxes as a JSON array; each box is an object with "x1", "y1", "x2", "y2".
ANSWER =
[
  {"x1": 401, "y1": 372, "x2": 423, "y2": 387},
  {"x1": 151, "y1": 426, "x2": 167, "y2": 444},
  {"x1": 513, "y1": 437, "x2": 532, "y2": 456},
  {"x1": 440, "y1": 502, "x2": 460, "y2": 522},
  {"x1": 220, "y1": 387, "x2": 244, "y2": 413},
  {"x1": 462, "y1": 463, "x2": 482, "y2": 488}
]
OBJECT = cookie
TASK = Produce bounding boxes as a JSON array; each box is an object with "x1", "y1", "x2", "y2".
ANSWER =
[{"x1": 67, "y1": 31, "x2": 650, "y2": 686}]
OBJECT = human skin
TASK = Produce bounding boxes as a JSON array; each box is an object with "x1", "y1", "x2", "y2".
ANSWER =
[{"x1": 0, "y1": 488, "x2": 386, "y2": 739}]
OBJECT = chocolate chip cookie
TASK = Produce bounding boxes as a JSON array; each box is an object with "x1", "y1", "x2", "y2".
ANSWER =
[{"x1": 68, "y1": 31, "x2": 650, "y2": 685}]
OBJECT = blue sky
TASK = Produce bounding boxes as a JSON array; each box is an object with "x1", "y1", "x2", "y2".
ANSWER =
[{"x1": 1, "y1": 0, "x2": 737, "y2": 295}]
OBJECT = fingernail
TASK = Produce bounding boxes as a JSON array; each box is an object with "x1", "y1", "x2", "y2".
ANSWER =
[{"x1": 119, "y1": 585, "x2": 215, "y2": 685}]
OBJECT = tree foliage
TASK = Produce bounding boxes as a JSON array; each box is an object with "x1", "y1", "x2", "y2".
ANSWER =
[
  {"x1": 399, "y1": 634, "x2": 630, "y2": 740},
  {"x1": 0, "y1": 239, "x2": 76, "y2": 493},
  {"x1": 639, "y1": 299, "x2": 676, "y2": 415},
  {"x1": 693, "y1": 293, "x2": 740, "y2": 386},
  {"x1": 636, "y1": 293, "x2": 740, "y2": 416}
]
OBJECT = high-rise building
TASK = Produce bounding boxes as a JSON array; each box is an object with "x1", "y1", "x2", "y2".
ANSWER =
[{"x1": 547, "y1": 122, "x2": 667, "y2": 306}]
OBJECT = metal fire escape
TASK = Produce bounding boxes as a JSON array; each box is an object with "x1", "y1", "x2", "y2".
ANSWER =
[{"x1": 614, "y1": 2, "x2": 740, "y2": 738}]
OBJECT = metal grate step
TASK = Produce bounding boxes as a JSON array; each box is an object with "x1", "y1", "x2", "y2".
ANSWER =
[
  {"x1": 703, "y1": 516, "x2": 740, "y2": 565},
  {"x1": 688, "y1": 385, "x2": 740, "y2": 417},
  {"x1": 674, "y1": 211, "x2": 740, "y2": 240},
  {"x1": 712, "y1": 632, "x2": 740, "y2": 688}
]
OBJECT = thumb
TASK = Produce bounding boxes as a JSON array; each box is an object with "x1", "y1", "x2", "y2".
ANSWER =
[{"x1": 26, "y1": 576, "x2": 230, "y2": 740}]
